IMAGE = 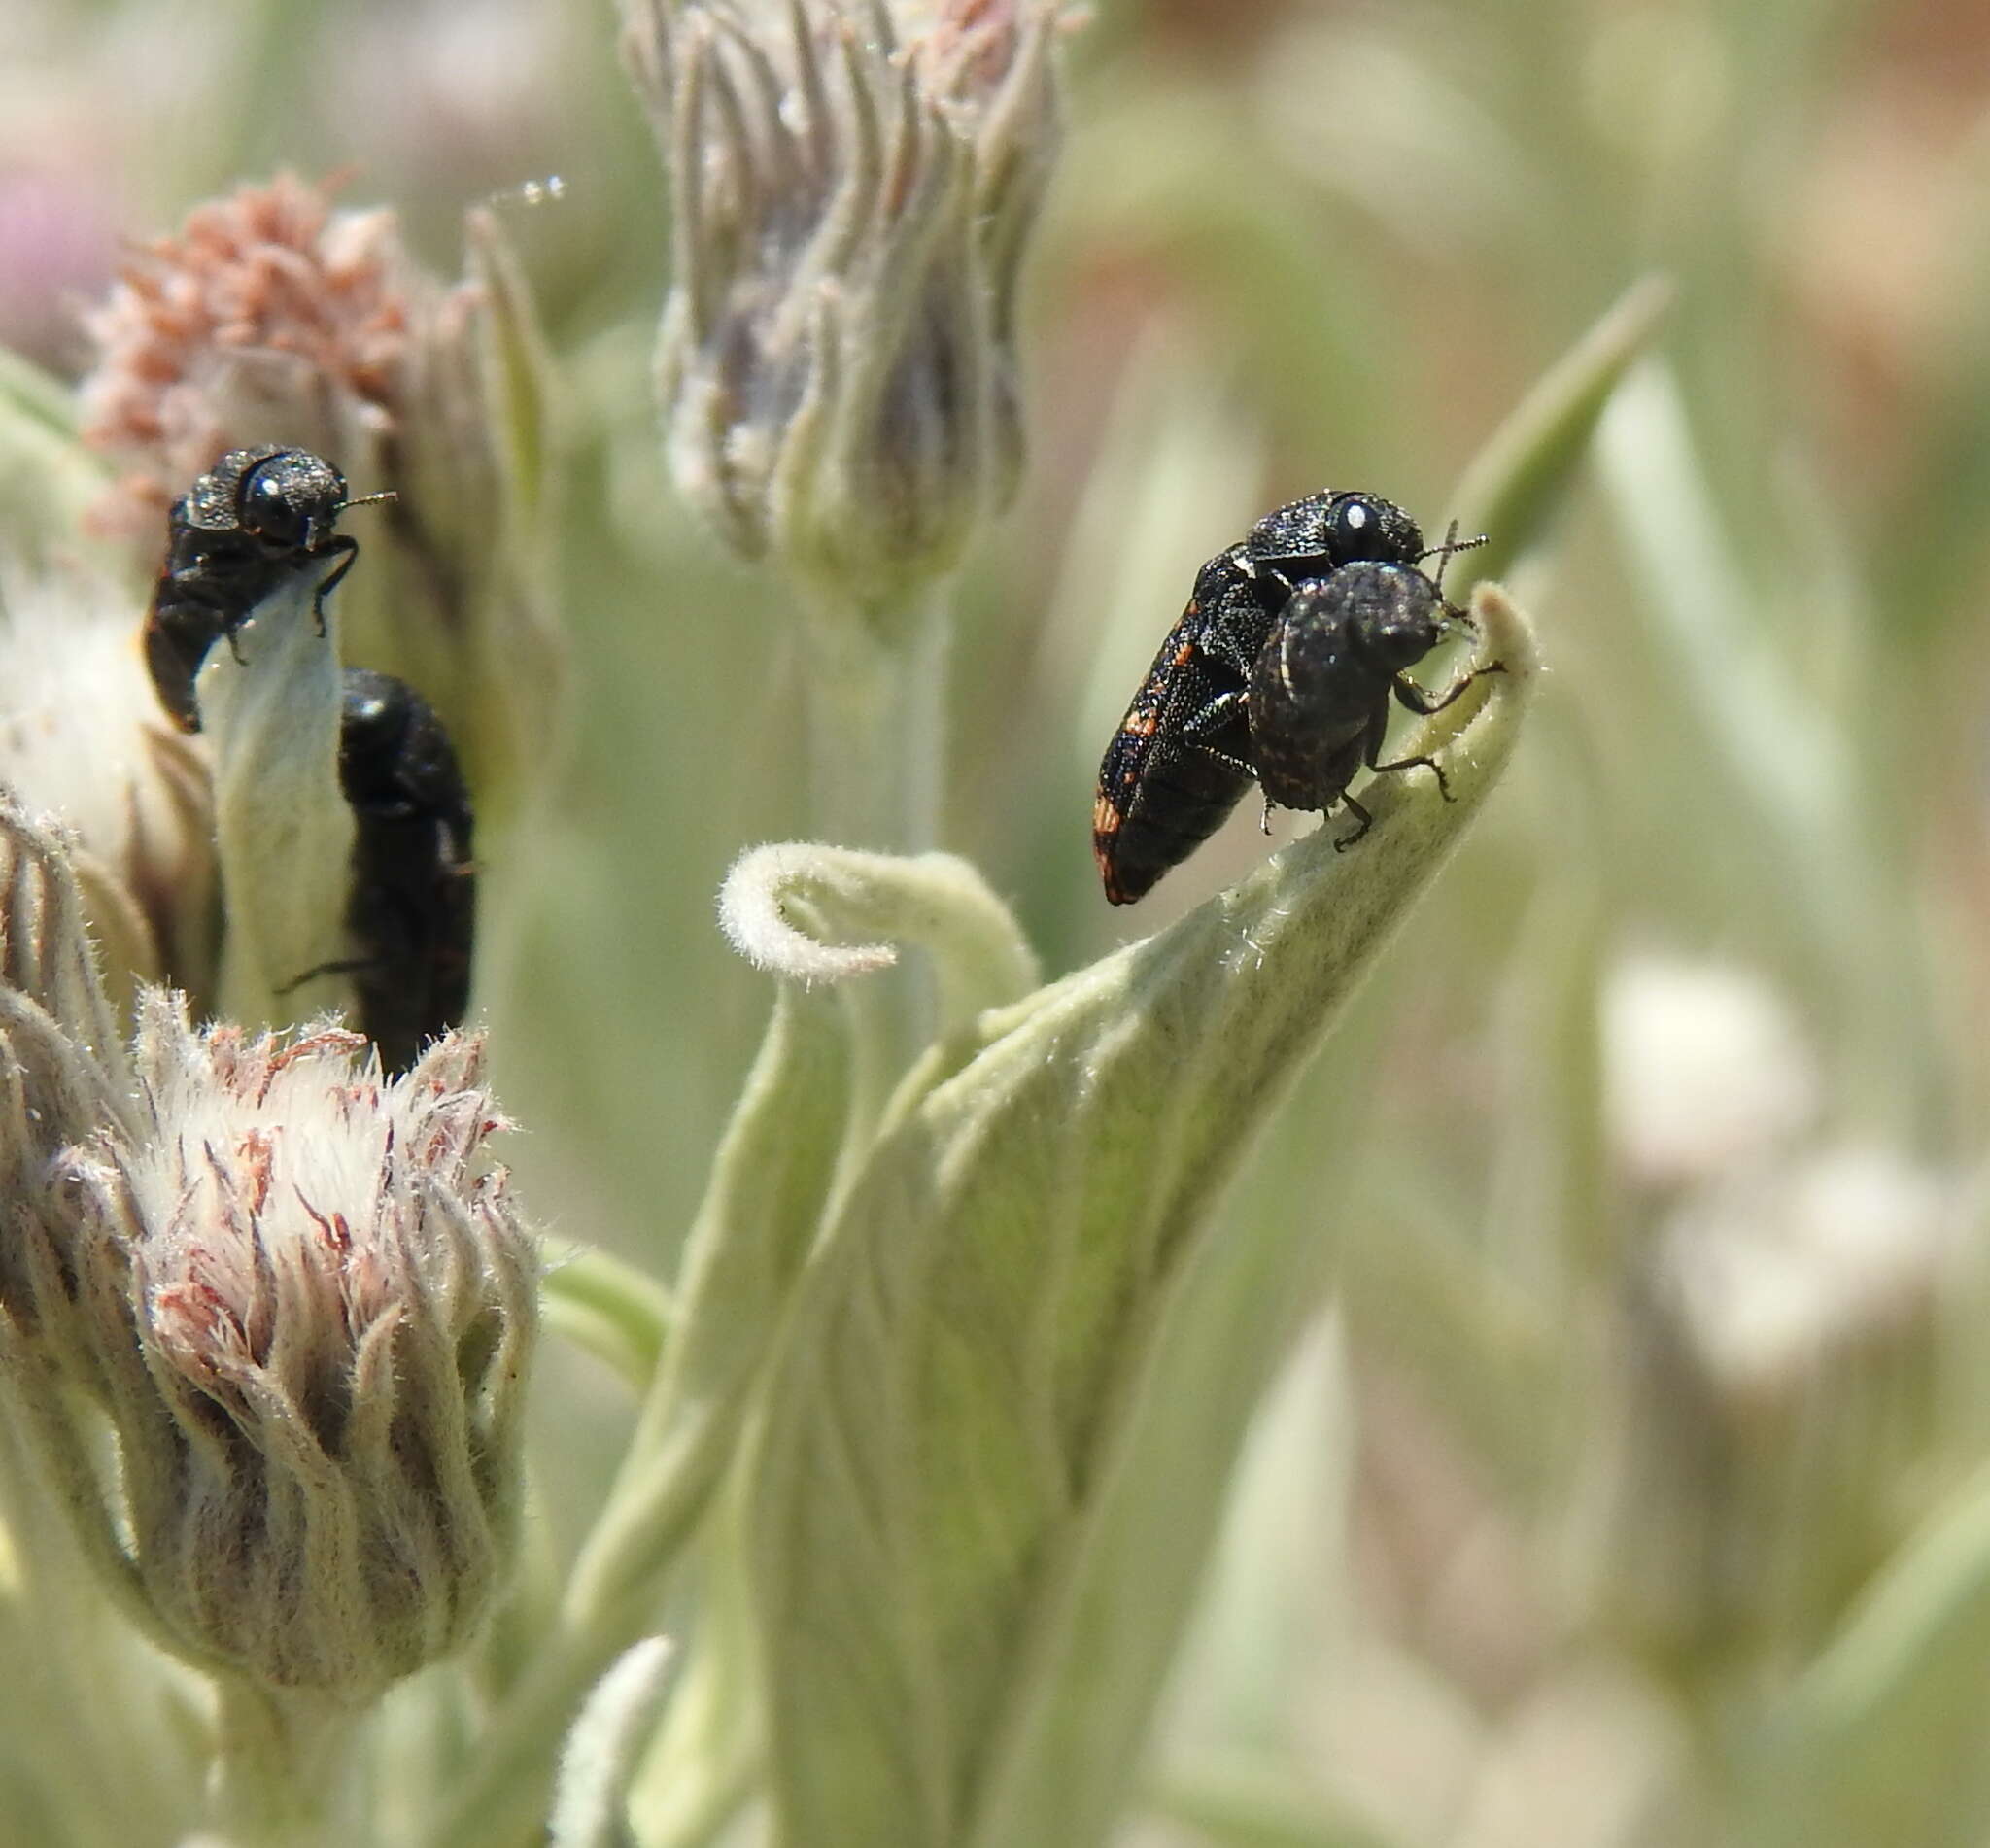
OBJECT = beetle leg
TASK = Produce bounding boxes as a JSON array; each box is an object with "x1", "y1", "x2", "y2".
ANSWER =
[
  {"x1": 1332, "y1": 793, "x2": 1374, "y2": 850},
  {"x1": 277, "y1": 956, "x2": 376, "y2": 996},
  {"x1": 309, "y1": 536, "x2": 362, "y2": 635},
  {"x1": 1365, "y1": 693, "x2": 1455, "y2": 802},
  {"x1": 1391, "y1": 660, "x2": 1506, "y2": 715},
  {"x1": 1194, "y1": 742, "x2": 1256, "y2": 776},
  {"x1": 1178, "y1": 688, "x2": 1255, "y2": 774},
  {"x1": 1368, "y1": 749, "x2": 1453, "y2": 802}
]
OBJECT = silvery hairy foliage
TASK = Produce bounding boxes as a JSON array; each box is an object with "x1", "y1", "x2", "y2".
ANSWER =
[{"x1": 0, "y1": 3, "x2": 1680, "y2": 1841}]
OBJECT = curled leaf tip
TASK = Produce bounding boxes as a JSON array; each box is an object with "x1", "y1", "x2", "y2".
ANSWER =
[
  {"x1": 1388, "y1": 575, "x2": 1532, "y2": 747},
  {"x1": 1453, "y1": 579, "x2": 1537, "y2": 732},
  {"x1": 717, "y1": 841, "x2": 1039, "y2": 1016},
  {"x1": 550, "y1": 1636, "x2": 679, "y2": 1848},
  {"x1": 719, "y1": 843, "x2": 904, "y2": 984}
]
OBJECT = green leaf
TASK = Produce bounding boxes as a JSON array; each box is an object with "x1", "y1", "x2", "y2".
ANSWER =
[
  {"x1": 627, "y1": 1524, "x2": 766, "y2": 1848},
  {"x1": 960, "y1": 1166, "x2": 1345, "y2": 1848},
  {"x1": 1594, "y1": 357, "x2": 1849, "y2": 842},
  {"x1": 1146, "y1": 1752, "x2": 1408, "y2": 1848},
  {"x1": 0, "y1": 344, "x2": 114, "y2": 570},
  {"x1": 565, "y1": 979, "x2": 850, "y2": 1630},
  {"x1": 744, "y1": 589, "x2": 1538, "y2": 1848},
  {"x1": 200, "y1": 570, "x2": 360, "y2": 1035},
  {"x1": 1449, "y1": 273, "x2": 1673, "y2": 584},
  {"x1": 0, "y1": 343, "x2": 84, "y2": 438},
  {"x1": 1740, "y1": 1464, "x2": 1990, "y2": 1848},
  {"x1": 540, "y1": 1242, "x2": 674, "y2": 1396},
  {"x1": 464, "y1": 206, "x2": 557, "y2": 537},
  {"x1": 1593, "y1": 357, "x2": 1924, "y2": 1134}
]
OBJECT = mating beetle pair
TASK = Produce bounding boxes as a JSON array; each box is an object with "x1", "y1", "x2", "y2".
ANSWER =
[
  {"x1": 1092, "y1": 489, "x2": 1498, "y2": 906},
  {"x1": 142, "y1": 445, "x2": 474, "y2": 1073}
]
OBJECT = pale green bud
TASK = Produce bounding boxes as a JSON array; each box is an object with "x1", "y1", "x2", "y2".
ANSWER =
[{"x1": 622, "y1": 0, "x2": 1065, "y2": 629}]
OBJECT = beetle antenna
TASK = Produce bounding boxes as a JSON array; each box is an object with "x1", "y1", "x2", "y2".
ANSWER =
[
  {"x1": 1418, "y1": 521, "x2": 1488, "y2": 596},
  {"x1": 339, "y1": 490, "x2": 397, "y2": 515}
]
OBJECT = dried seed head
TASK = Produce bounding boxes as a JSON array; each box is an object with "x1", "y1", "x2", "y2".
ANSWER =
[
  {"x1": 623, "y1": 0, "x2": 1066, "y2": 628},
  {"x1": 79, "y1": 174, "x2": 561, "y2": 816},
  {"x1": 0, "y1": 800, "x2": 536, "y2": 1702}
]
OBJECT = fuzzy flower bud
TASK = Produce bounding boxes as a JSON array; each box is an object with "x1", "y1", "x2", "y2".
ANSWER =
[
  {"x1": 0, "y1": 559, "x2": 219, "y2": 1018},
  {"x1": 79, "y1": 173, "x2": 561, "y2": 816},
  {"x1": 0, "y1": 796, "x2": 535, "y2": 1705},
  {"x1": 622, "y1": 0, "x2": 1064, "y2": 627}
]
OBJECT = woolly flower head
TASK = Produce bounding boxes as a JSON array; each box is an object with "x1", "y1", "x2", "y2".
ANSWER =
[
  {"x1": 79, "y1": 173, "x2": 412, "y2": 532},
  {"x1": 0, "y1": 798, "x2": 535, "y2": 1703},
  {"x1": 1654, "y1": 1146, "x2": 1958, "y2": 1404}
]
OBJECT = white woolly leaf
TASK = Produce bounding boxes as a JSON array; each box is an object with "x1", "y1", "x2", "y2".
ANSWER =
[
  {"x1": 201, "y1": 568, "x2": 360, "y2": 1035},
  {"x1": 550, "y1": 1637, "x2": 677, "y2": 1848},
  {"x1": 744, "y1": 590, "x2": 1536, "y2": 1848},
  {"x1": 718, "y1": 842, "x2": 1038, "y2": 1026}
]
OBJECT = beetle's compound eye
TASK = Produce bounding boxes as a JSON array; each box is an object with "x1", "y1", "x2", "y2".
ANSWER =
[
  {"x1": 237, "y1": 456, "x2": 315, "y2": 546},
  {"x1": 1325, "y1": 493, "x2": 1406, "y2": 564},
  {"x1": 235, "y1": 450, "x2": 351, "y2": 548},
  {"x1": 1321, "y1": 492, "x2": 1424, "y2": 567},
  {"x1": 1330, "y1": 496, "x2": 1378, "y2": 547}
]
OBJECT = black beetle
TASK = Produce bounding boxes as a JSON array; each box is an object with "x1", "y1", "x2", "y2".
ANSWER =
[
  {"x1": 144, "y1": 446, "x2": 390, "y2": 732},
  {"x1": 302, "y1": 669, "x2": 476, "y2": 1076},
  {"x1": 1247, "y1": 547, "x2": 1499, "y2": 848},
  {"x1": 1092, "y1": 489, "x2": 1426, "y2": 906}
]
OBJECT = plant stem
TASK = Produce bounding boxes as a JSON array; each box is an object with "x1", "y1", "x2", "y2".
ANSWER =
[
  {"x1": 799, "y1": 596, "x2": 948, "y2": 854},
  {"x1": 797, "y1": 591, "x2": 951, "y2": 1128},
  {"x1": 422, "y1": 1604, "x2": 641, "y2": 1848},
  {"x1": 208, "y1": 1681, "x2": 358, "y2": 1848}
]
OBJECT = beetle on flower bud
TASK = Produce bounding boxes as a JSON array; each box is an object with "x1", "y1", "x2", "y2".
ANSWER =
[{"x1": 143, "y1": 445, "x2": 392, "y2": 732}]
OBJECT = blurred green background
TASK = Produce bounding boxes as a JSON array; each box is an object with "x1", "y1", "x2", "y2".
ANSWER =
[{"x1": 10, "y1": 1, "x2": 1990, "y2": 1842}]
